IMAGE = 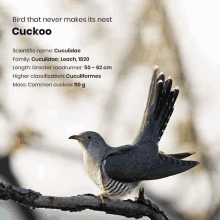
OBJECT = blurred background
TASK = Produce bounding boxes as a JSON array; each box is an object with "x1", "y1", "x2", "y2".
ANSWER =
[{"x1": 0, "y1": 0, "x2": 220, "y2": 219}]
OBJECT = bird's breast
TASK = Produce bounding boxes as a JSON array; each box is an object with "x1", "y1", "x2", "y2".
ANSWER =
[{"x1": 82, "y1": 150, "x2": 104, "y2": 190}]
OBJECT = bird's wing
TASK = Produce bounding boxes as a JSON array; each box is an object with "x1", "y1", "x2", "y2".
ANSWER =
[
  {"x1": 104, "y1": 146, "x2": 199, "y2": 183},
  {"x1": 159, "y1": 151, "x2": 196, "y2": 160},
  {"x1": 140, "y1": 153, "x2": 199, "y2": 180},
  {"x1": 132, "y1": 66, "x2": 179, "y2": 145},
  {"x1": 104, "y1": 142, "x2": 159, "y2": 183}
]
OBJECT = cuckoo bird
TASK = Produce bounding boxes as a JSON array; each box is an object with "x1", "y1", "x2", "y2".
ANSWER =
[{"x1": 69, "y1": 66, "x2": 199, "y2": 200}]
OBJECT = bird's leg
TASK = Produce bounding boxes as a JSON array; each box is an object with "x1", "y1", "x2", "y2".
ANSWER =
[
  {"x1": 135, "y1": 186, "x2": 145, "y2": 202},
  {"x1": 135, "y1": 187, "x2": 160, "y2": 212},
  {"x1": 97, "y1": 193, "x2": 111, "y2": 203}
]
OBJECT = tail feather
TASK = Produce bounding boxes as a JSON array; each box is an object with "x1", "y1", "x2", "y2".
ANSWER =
[
  {"x1": 155, "y1": 77, "x2": 172, "y2": 120},
  {"x1": 154, "y1": 69, "x2": 179, "y2": 142},
  {"x1": 158, "y1": 88, "x2": 179, "y2": 140},
  {"x1": 132, "y1": 66, "x2": 179, "y2": 145},
  {"x1": 157, "y1": 72, "x2": 165, "y2": 83},
  {"x1": 145, "y1": 69, "x2": 158, "y2": 115},
  {"x1": 154, "y1": 80, "x2": 164, "y2": 120}
]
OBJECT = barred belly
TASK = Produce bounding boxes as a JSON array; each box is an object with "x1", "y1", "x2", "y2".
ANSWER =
[{"x1": 99, "y1": 160, "x2": 140, "y2": 198}]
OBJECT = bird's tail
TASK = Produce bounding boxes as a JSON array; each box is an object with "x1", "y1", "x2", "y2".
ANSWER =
[
  {"x1": 153, "y1": 67, "x2": 179, "y2": 141},
  {"x1": 132, "y1": 66, "x2": 179, "y2": 144}
]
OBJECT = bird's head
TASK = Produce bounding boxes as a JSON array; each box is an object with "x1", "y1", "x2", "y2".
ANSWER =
[{"x1": 68, "y1": 131, "x2": 107, "y2": 151}]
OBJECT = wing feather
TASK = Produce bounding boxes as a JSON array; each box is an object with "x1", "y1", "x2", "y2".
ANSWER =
[
  {"x1": 104, "y1": 142, "x2": 158, "y2": 183},
  {"x1": 104, "y1": 146, "x2": 199, "y2": 183},
  {"x1": 141, "y1": 154, "x2": 199, "y2": 180}
]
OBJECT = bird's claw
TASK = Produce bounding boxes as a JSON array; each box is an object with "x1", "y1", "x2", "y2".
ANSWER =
[{"x1": 97, "y1": 193, "x2": 110, "y2": 204}]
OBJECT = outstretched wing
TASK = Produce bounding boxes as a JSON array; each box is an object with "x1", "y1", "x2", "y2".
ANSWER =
[
  {"x1": 132, "y1": 66, "x2": 179, "y2": 145},
  {"x1": 104, "y1": 144, "x2": 199, "y2": 183}
]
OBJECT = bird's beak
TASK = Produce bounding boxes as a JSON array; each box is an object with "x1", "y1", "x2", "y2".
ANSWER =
[{"x1": 68, "y1": 135, "x2": 83, "y2": 141}]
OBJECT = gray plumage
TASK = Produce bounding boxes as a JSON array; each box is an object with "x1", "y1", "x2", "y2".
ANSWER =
[{"x1": 69, "y1": 66, "x2": 199, "y2": 198}]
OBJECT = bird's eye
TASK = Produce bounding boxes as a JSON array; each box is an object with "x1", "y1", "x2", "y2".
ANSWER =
[{"x1": 86, "y1": 135, "x2": 93, "y2": 140}]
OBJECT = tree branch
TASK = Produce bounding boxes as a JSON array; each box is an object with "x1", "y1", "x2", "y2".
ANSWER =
[{"x1": 0, "y1": 182, "x2": 168, "y2": 220}]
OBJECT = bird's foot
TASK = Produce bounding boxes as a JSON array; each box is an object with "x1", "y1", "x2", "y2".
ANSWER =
[
  {"x1": 97, "y1": 193, "x2": 111, "y2": 204},
  {"x1": 135, "y1": 187, "x2": 160, "y2": 213}
]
